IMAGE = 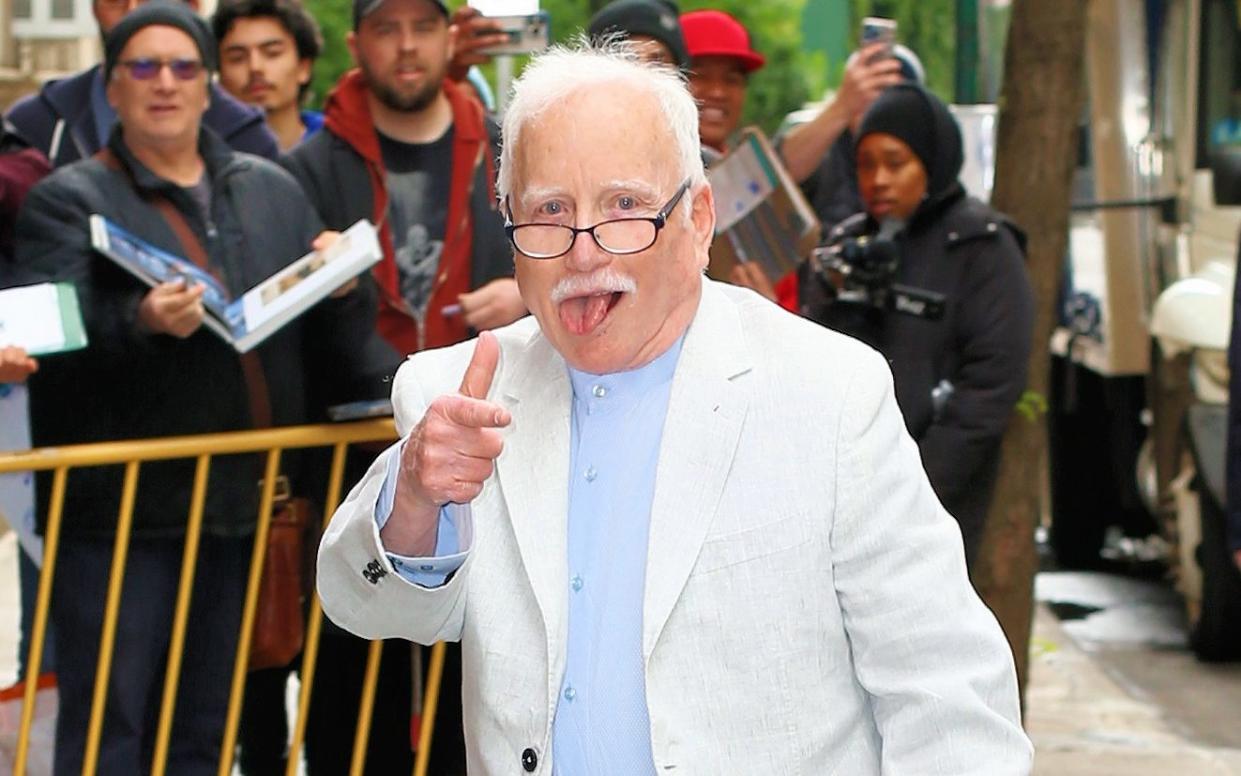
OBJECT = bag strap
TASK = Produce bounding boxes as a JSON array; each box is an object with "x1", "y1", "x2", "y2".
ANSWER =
[{"x1": 95, "y1": 146, "x2": 274, "y2": 428}]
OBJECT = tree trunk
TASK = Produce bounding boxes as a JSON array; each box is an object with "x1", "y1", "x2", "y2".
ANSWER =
[{"x1": 972, "y1": 0, "x2": 1087, "y2": 701}]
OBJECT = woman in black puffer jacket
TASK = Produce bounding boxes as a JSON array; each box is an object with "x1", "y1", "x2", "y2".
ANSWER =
[{"x1": 801, "y1": 83, "x2": 1035, "y2": 567}]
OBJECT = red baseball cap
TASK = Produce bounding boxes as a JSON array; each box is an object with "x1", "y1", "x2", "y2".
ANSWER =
[{"x1": 680, "y1": 10, "x2": 765, "y2": 73}]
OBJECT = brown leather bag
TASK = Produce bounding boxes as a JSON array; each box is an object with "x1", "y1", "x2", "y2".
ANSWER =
[{"x1": 249, "y1": 482, "x2": 315, "y2": 671}]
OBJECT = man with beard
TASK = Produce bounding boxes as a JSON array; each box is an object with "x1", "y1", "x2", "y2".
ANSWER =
[{"x1": 281, "y1": 0, "x2": 522, "y2": 771}]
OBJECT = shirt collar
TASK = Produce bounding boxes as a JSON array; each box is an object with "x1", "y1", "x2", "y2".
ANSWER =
[{"x1": 567, "y1": 335, "x2": 686, "y2": 409}]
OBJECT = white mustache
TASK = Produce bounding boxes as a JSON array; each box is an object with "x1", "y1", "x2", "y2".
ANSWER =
[{"x1": 550, "y1": 269, "x2": 637, "y2": 304}]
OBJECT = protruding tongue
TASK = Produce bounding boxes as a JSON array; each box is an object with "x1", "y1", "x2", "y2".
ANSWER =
[{"x1": 559, "y1": 292, "x2": 614, "y2": 336}]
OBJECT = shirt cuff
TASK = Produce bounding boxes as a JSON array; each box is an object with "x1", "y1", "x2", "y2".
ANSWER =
[{"x1": 373, "y1": 441, "x2": 468, "y2": 587}]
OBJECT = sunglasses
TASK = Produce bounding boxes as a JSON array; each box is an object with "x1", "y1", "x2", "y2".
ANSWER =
[{"x1": 116, "y1": 57, "x2": 204, "y2": 81}]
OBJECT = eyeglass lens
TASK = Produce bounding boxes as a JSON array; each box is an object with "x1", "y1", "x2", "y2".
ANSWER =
[
  {"x1": 513, "y1": 219, "x2": 658, "y2": 258},
  {"x1": 123, "y1": 58, "x2": 203, "y2": 81}
]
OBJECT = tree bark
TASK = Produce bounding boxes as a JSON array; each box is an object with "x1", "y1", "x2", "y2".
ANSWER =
[{"x1": 973, "y1": 0, "x2": 1087, "y2": 701}]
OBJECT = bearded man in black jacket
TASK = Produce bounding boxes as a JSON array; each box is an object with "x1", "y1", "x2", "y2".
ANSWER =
[
  {"x1": 12, "y1": 5, "x2": 383, "y2": 773},
  {"x1": 802, "y1": 84, "x2": 1035, "y2": 568}
]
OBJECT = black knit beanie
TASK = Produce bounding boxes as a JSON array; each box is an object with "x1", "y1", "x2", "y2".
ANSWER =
[
  {"x1": 856, "y1": 83, "x2": 964, "y2": 200},
  {"x1": 104, "y1": 0, "x2": 216, "y2": 82},
  {"x1": 588, "y1": 0, "x2": 690, "y2": 70}
]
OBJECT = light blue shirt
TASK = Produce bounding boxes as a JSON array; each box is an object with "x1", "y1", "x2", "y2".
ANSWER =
[{"x1": 374, "y1": 337, "x2": 684, "y2": 775}]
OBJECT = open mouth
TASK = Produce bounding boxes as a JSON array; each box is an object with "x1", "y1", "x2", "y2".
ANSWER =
[{"x1": 557, "y1": 291, "x2": 625, "y2": 336}]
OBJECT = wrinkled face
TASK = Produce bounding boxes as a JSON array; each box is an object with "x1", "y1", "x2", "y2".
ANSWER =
[
  {"x1": 688, "y1": 55, "x2": 747, "y2": 151},
  {"x1": 348, "y1": 0, "x2": 451, "y2": 113},
  {"x1": 628, "y1": 34, "x2": 677, "y2": 67},
  {"x1": 93, "y1": 0, "x2": 199, "y2": 35},
  {"x1": 857, "y1": 132, "x2": 928, "y2": 222},
  {"x1": 509, "y1": 87, "x2": 715, "y2": 374},
  {"x1": 107, "y1": 25, "x2": 210, "y2": 151},
  {"x1": 218, "y1": 16, "x2": 310, "y2": 114}
]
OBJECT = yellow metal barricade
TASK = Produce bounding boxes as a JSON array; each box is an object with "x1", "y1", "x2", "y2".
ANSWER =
[{"x1": 0, "y1": 420, "x2": 449, "y2": 776}]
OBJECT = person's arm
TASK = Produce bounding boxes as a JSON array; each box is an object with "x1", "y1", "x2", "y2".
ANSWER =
[
  {"x1": 918, "y1": 230, "x2": 1035, "y2": 546},
  {"x1": 317, "y1": 334, "x2": 510, "y2": 643},
  {"x1": 832, "y1": 347, "x2": 1031, "y2": 773},
  {"x1": 14, "y1": 176, "x2": 189, "y2": 358},
  {"x1": 779, "y1": 45, "x2": 902, "y2": 184}
]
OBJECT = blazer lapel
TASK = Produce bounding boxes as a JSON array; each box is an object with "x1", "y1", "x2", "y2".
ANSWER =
[
  {"x1": 494, "y1": 328, "x2": 572, "y2": 678},
  {"x1": 643, "y1": 281, "x2": 751, "y2": 659}
]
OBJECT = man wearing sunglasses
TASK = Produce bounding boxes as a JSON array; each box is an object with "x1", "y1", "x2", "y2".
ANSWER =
[
  {"x1": 317, "y1": 42, "x2": 1031, "y2": 775},
  {"x1": 12, "y1": 4, "x2": 384, "y2": 773},
  {"x1": 5, "y1": 0, "x2": 278, "y2": 167}
]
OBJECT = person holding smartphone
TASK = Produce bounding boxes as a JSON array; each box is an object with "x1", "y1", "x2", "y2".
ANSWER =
[{"x1": 778, "y1": 21, "x2": 912, "y2": 231}]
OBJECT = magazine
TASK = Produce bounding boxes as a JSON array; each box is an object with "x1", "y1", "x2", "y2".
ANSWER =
[
  {"x1": 706, "y1": 127, "x2": 822, "y2": 284},
  {"x1": 89, "y1": 216, "x2": 382, "y2": 353},
  {"x1": 0, "y1": 282, "x2": 88, "y2": 356}
]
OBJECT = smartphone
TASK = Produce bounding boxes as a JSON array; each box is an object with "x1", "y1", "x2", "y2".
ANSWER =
[
  {"x1": 476, "y1": 11, "x2": 551, "y2": 56},
  {"x1": 860, "y1": 16, "x2": 897, "y2": 61}
]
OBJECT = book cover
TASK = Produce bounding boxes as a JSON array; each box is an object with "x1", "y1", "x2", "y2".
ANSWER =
[
  {"x1": 0, "y1": 282, "x2": 89, "y2": 356},
  {"x1": 706, "y1": 127, "x2": 822, "y2": 284},
  {"x1": 89, "y1": 216, "x2": 382, "y2": 353}
]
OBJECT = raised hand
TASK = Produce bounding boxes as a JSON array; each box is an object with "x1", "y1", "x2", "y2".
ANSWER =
[{"x1": 384, "y1": 331, "x2": 511, "y2": 556}]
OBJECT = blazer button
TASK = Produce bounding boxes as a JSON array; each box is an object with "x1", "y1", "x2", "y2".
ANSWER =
[{"x1": 521, "y1": 747, "x2": 538, "y2": 772}]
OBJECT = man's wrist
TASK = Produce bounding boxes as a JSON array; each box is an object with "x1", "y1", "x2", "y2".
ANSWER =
[{"x1": 382, "y1": 481, "x2": 442, "y2": 556}]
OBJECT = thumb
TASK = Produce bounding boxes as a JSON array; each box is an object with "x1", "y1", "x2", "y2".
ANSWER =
[{"x1": 459, "y1": 330, "x2": 500, "y2": 399}]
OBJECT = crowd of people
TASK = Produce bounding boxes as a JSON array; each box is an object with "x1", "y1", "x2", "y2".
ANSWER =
[{"x1": 0, "y1": 0, "x2": 1036, "y2": 774}]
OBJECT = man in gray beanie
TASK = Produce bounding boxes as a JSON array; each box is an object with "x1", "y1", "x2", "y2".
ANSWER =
[
  {"x1": 12, "y1": 2, "x2": 387, "y2": 773},
  {"x1": 5, "y1": 0, "x2": 276, "y2": 168}
]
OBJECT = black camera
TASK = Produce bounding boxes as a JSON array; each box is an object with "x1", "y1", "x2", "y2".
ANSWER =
[{"x1": 810, "y1": 223, "x2": 945, "y2": 320}]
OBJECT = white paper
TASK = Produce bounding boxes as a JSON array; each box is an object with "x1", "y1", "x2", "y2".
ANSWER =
[
  {"x1": 0, "y1": 284, "x2": 66, "y2": 354},
  {"x1": 468, "y1": 0, "x2": 539, "y2": 16}
]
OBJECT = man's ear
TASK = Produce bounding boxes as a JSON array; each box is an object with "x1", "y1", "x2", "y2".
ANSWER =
[
  {"x1": 689, "y1": 182, "x2": 716, "y2": 270},
  {"x1": 297, "y1": 58, "x2": 313, "y2": 87},
  {"x1": 346, "y1": 31, "x2": 358, "y2": 67}
]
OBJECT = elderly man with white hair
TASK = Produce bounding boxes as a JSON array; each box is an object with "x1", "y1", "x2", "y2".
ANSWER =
[{"x1": 316, "y1": 41, "x2": 1032, "y2": 776}]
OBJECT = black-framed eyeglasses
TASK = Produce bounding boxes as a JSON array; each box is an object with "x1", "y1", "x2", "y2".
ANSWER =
[
  {"x1": 504, "y1": 179, "x2": 691, "y2": 260},
  {"x1": 116, "y1": 58, "x2": 205, "y2": 81}
]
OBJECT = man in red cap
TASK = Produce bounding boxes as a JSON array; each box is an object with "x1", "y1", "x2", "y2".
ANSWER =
[{"x1": 680, "y1": 9, "x2": 764, "y2": 155}]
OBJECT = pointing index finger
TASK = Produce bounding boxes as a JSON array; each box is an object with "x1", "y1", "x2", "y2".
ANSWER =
[{"x1": 459, "y1": 330, "x2": 500, "y2": 399}]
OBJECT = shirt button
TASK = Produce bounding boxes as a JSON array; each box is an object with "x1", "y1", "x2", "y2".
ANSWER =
[
  {"x1": 571, "y1": 575, "x2": 583, "y2": 592},
  {"x1": 419, "y1": 564, "x2": 434, "y2": 572},
  {"x1": 592, "y1": 384, "x2": 607, "y2": 398},
  {"x1": 521, "y1": 747, "x2": 538, "y2": 772},
  {"x1": 584, "y1": 466, "x2": 597, "y2": 482},
  {"x1": 563, "y1": 685, "x2": 577, "y2": 702}
]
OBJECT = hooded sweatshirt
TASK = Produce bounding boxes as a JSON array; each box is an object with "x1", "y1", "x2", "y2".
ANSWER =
[{"x1": 284, "y1": 72, "x2": 510, "y2": 356}]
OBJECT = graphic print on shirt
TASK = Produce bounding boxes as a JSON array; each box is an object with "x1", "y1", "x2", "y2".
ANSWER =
[{"x1": 378, "y1": 129, "x2": 452, "y2": 322}]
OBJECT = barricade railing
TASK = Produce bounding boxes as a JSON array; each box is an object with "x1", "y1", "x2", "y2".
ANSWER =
[{"x1": 0, "y1": 419, "x2": 448, "y2": 776}]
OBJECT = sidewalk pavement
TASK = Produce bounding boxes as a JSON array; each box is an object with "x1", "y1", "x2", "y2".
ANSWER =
[{"x1": 1027, "y1": 602, "x2": 1241, "y2": 774}]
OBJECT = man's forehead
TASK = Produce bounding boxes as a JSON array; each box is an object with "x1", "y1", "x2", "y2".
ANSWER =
[
  {"x1": 361, "y1": 0, "x2": 445, "y2": 25},
  {"x1": 223, "y1": 16, "x2": 293, "y2": 44}
]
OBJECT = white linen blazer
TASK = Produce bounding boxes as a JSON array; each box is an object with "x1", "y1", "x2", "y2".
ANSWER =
[{"x1": 318, "y1": 279, "x2": 1033, "y2": 775}]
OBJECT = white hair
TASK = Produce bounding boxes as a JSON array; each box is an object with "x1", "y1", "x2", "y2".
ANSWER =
[{"x1": 496, "y1": 38, "x2": 707, "y2": 207}]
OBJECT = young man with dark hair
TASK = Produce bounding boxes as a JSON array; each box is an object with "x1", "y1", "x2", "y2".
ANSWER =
[
  {"x1": 213, "y1": 0, "x2": 326, "y2": 150},
  {"x1": 4, "y1": 0, "x2": 278, "y2": 166}
]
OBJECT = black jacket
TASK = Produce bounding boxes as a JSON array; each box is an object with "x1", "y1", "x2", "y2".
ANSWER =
[
  {"x1": 802, "y1": 187, "x2": 1034, "y2": 562},
  {"x1": 12, "y1": 126, "x2": 379, "y2": 537},
  {"x1": 5, "y1": 65, "x2": 278, "y2": 167}
]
